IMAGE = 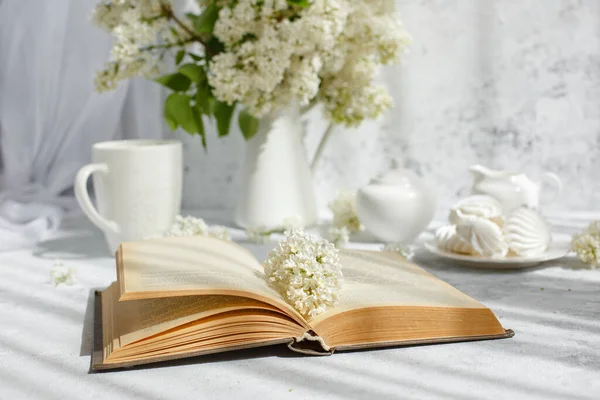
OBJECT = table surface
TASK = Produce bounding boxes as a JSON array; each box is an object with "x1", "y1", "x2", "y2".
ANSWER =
[{"x1": 0, "y1": 211, "x2": 599, "y2": 400}]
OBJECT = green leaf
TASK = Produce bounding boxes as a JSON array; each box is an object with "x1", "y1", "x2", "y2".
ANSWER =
[
  {"x1": 192, "y1": 105, "x2": 207, "y2": 149},
  {"x1": 175, "y1": 50, "x2": 185, "y2": 65},
  {"x1": 178, "y1": 63, "x2": 206, "y2": 84},
  {"x1": 185, "y1": 12, "x2": 198, "y2": 23},
  {"x1": 287, "y1": 0, "x2": 311, "y2": 8},
  {"x1": 205, "y1": 36, "x2": 225, "y2": 56},
  {"x1": 154, "y1": 73, "x2": 191, "y2": 92},
  {"x1": 188, "y1": 53, "x2": 204, "y2": 62},
  {"x1": 195, "y1": 87, "x2": 211, "y2": 114},
  {"x1": 238, "y1": 110, "x2": 259, "y2": 140},
  {"x1": 169, "y1": 27, "x2": 180, "y2": 39},
  {"x1": 208, "y1": 96, "x2": 218, "y2": 116},
  {"x1": 165, "y1": 93, "x2": 199, "y2": 134},
  {"x1": 164, "y1": 101, "x2": 178, "y2": 131},
  {"x1": 213, "y1": 101, "x2": 235, "y2": 137},
  {"x1": 193, "y1": 2, "x2": 219, "y2": 34}
]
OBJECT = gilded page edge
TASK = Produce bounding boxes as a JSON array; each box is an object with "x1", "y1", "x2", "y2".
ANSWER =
[{"x1": 331, "y1": 329, "x2": 515, "y2": 353}]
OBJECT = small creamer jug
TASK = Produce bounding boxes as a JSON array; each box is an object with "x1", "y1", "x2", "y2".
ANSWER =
[{"x1": 470, "y1": 165, "x2": 562, "y2": 212}]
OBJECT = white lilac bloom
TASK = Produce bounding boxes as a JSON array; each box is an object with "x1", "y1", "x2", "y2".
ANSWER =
[
  {"x1": 50, "y1": 261, "x2": 76, "y2": 287},
  {"x1": 164, "y1": 215, "x2": 231, "y2": 241},
  {"x1": 328, "y1": 226, "x2": 350, "y2": 248},
  {"x1": 246, "y1": 227, "x2": 272, "y2": 243},
  {"x1": 93, "y1": 0, "x2": 180, "y2": 92},
  {"x1": 571, "y1": 221, "x2": 600, "y2": 268},
  {"x1": 245, "y1": 216, "x2": 304, "y2": 243},
  {"x1": 382, "y1": 243, "x2": 412, "y2": 259},
  {"x1": 329, "y1": 190, "x2": 361, "y2": 233},
  {"x1": 93, "y1": 0, "x2": 412, "y2": 126},
  {"x1": 165, "y1": 215, "x2": 209, "y2": 237},
  {"x1": 327, "y1": 190, "x2": 362, "y2": 248},
  {"x1": 208, "y1": 0, "x2": 411, "y2": 122},
  {"x1": 209, "y1": 226, "x2": 232, "y2": 241},
  {"x1": 263, "y1": 229, "x2": 343, "y2": 318},
  {"x1": 281, "y1": 215, "x2": 306, "y2": 231}
]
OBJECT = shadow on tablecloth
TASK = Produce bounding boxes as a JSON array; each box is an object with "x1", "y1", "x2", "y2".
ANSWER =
[{"x1": 34, "y1": 231, "x2": 110, "y2": 260}]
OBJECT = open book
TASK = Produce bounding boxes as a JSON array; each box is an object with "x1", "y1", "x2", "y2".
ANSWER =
[{"x1": 93, "y1": 236, "x2": 513, "y2": 370}]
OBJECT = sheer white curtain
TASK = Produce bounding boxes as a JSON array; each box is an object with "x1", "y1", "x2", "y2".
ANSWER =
[{"x1": 0, "y1": 0, "x2": 163, "y2": 251}]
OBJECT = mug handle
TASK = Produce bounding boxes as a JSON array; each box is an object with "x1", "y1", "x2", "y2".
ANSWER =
[
  {"x1": 540, "y1": 172, "x2": 563, "y2": 205},
  {"x1": 74, "y1": 163, "x2": 120, "y2": 235}
]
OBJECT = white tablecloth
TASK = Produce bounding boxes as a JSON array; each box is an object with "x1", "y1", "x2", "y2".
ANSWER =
[{"x1": 1, "y1": 212, "x2": 599, "y2": 400}]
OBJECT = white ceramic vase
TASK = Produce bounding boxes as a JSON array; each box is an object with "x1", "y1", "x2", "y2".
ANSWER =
[{"x1": 235, "y1": 105, "x2": 318, "y2": 230}]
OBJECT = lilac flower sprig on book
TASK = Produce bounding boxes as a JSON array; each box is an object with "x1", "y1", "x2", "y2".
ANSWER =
[
  {"x1": 264, "y1": 229, "x2": 343, "y2": 318},
  {"x1": 157, "y1": 216, "x2": 344, "y2": 317},
  {"x1": 91, "y1": 0, "x2": 411, "y2": 147}
]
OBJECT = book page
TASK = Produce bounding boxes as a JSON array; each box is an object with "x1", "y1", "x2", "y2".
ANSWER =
[
  {"x1": 117, "y1": 236, "x2": 306, "y2": 326},
  {"x1": 310, "y1": 250, "x2": 486, "y2": 324},
  {"x1": 103, "y1": 282, "x2": 291, "y2": 347}
]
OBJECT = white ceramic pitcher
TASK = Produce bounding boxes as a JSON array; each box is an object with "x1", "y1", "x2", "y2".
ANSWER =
[
  {"x1": 470, "y1": 165, "x2": 562, "y2": 212},
  {"x1": 235, "y1": 105, "x2": 318, "y2": 230}
]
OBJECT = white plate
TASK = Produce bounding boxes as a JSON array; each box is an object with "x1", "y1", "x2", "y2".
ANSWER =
[{"x1": 423, "y1": 241, "x2": 569, "y2": 269}]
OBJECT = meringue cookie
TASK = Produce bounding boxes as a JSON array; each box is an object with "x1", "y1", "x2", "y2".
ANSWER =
[
  {"x1": 449, "y1": 195, "x2": 504, "y2": 227},
  {"x1": 504, "y1": 207, "x2": 552, "y2": 257},
  {"x1": 455, "y1": 215, "x2": 508, "y2": 258},
  {"x1": 435, "y1": 225, "x2": 476, "y2": 254}
]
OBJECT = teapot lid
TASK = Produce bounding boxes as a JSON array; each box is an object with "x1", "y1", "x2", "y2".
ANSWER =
[{"x1": 372, "y1": 159, "x2": 416, "y2": 185}]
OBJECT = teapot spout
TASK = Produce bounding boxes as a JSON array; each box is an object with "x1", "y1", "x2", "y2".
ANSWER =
[{"x1": 469, "y1": 164, "x2": 500, "y2": 182}]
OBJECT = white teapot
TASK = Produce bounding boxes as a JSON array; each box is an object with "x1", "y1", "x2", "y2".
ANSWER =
[
  {"x1": 356, "y1": 160, "x2": 436, "y2": 243},
  {"x1": 470, "y1": 165, "x2": 562, "y2": 212}
]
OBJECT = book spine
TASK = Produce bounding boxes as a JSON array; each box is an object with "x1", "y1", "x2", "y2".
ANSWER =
[{"x1": 287, "y1": 331, "x2": 333, "y2": 356}]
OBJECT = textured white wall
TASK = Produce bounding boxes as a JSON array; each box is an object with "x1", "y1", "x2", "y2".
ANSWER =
[{"x1": 180, "y1": 0, "x2": 600, "y2": 216}]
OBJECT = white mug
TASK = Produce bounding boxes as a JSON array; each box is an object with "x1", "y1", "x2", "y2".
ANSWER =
[{"x1": 75, "y1": 140, "x2": 183, "y2": 253}]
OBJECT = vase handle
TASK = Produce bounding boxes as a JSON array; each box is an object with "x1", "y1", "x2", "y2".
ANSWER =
[{"x1": 310, "y1": 122, "x2": 336, "y2": 174}]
